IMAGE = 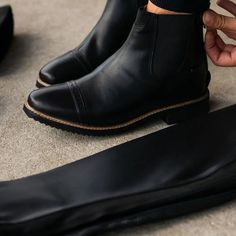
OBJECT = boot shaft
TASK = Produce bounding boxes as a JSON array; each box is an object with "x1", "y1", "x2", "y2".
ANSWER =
[
  {"x1": 103, "y1": 0, "x2": 148, "y2": 19},
  {"x1": 79, "y1": 0, "x2": 148, "y2": 69},
  {"x1": 153, "y1": 14, "x2": 208, "y2": 78},
  {"x1": 126, "y1": 9, "x2": 210, "y2": 96}
]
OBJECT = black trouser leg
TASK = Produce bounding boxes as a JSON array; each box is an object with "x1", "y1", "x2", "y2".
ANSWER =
[{"x1": 150, "y1": 0, "x2": 211, "y2": 13}]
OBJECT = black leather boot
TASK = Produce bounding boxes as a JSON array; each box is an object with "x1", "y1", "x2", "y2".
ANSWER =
[
  {"x1": 0, "y1": 6, "x2": 14, "y2": 62},
  {"x1": 25, "y1": 8, "x2": 211, "y2": 135},
  {"x1": 37, "y1": 0, "x2": 148, "y2": 87}
]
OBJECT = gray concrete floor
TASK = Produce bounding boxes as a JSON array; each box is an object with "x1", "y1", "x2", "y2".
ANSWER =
[{"x1": 0, "y1": 0, "x2": 236, "y2": 235}]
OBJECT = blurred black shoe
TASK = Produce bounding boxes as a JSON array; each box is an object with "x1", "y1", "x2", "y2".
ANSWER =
[{"x1": 0, "y1": 5, "x2": 14, "y2": 62}]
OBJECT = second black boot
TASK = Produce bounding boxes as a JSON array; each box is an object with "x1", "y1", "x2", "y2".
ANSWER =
[
  {"x1": 0, "y1": 5, "x2": 14, "y2": 62},
  {"x1": 37, "y1": 0, "x2": 148, "y2": 87},
  {"x1": 25, "y1": 8, "x2": 211, "y2": 135}
]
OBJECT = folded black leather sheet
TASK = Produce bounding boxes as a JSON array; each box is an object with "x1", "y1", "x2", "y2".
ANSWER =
[{"x1": 1, "y1": 105, "x2": 236, "y2": 235}]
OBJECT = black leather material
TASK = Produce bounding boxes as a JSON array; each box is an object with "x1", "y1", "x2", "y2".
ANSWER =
[
  {"x1": 39, "y1": 0, "x2": 148, "y2": 86},
  {"x1": 0, "y1": 5, "x2": 14, "y2": 62},
  {"x1": 28, "y1": 9, "x2": 210, "y2": 129},
  {"x1": 28, "y1": 84, "x2": 78, "y2": 122},
  {"x1": 2, "y1": 105, "x2": 236, "y2": 235}
]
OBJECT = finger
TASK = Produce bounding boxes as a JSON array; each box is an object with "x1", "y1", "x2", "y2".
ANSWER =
[
  {"x1": 215, "y1": 32, "x2": 226, "y2": 50},
  {"x1": 214, "y1": 32, "x2": 235, "y2": 53},
  {"x1": 215, "y1": 48, "x2": 236, "y2": 67},
  {"x1": 217, "y1": 0, "x2": 236, "y2": 17},
  {"x1": 223, "y1": 44, "x2": 236, "y2": 53},
  {"x1": 205, "y1": 30, "x2": 236, "y2": 66},
  {"x1": 205, "y1": 30, "x2": 222, "y2": 63},
  {"x1": 203, "y1": 10, "x2": 236, "y2": 31},
  {"x1": 222, "y1": 29, "x2": 236, "y2": 40}
]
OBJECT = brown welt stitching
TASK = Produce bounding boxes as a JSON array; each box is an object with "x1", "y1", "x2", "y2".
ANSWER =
[
  {"x1": 25, "y1": 93, "x2": 209, "y2": 131},
  {"x1": 37, "y1": 78, "x2": 51, "y2": 87}
]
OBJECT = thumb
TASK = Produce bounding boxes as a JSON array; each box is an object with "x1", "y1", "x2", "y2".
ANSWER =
[{"x1": 203, "y1": 9, "x2": 236, "y2": 31}]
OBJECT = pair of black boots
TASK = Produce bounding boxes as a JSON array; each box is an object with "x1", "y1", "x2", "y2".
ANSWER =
[{"x1": 24, "y1": 0, "x2": 211, "y2": 135}]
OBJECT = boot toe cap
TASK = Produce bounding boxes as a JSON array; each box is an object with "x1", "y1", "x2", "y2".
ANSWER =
[
  {"x1": 39, "y1": 56, "x2": 68, "y2": 86},
  {"x1": 27, "y1": 84, "x2": 80, "y2": 123},
  {"x1": 38, "y1": 69, "x2": 56, "y2": 87},
  {"x1": 39, "y1": 50, "x2": 89, "y2": 86}
]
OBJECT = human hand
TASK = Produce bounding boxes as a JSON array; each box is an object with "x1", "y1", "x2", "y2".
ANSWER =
[{"x1": 203, "y1": 0, "x2": 236, "y2": 66}]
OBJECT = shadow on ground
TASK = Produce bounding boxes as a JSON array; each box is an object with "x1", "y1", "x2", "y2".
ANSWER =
[{"x1": 0, "y1": 33, "x2": 38, "y2": 76}]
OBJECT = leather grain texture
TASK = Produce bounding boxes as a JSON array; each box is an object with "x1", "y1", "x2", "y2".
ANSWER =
[
  {"x1": 2, "y1": 105, "x2": 236, "y2": 235},
  {"x1": 26, "y1": 8, "x2": 210, "y2": 134},
  {"x1": 38, "y1": 0, "x2": 148, "y2": 86}
]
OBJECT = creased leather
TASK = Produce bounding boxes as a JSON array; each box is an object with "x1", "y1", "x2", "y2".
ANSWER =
[{"x1": 2, "y1": 105, "x2": 236, "y2": 235}]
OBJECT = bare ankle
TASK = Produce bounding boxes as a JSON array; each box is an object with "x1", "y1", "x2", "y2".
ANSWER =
[{"x1": 146, "y1": 0, "x2": 191, "y2": 15}]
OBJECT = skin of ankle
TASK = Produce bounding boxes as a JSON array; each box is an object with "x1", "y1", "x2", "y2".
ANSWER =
[{"x1": 146, "y1": 0, "x2": 191, "y2": 15}]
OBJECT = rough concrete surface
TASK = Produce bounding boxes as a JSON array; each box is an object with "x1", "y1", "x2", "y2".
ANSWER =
[{"x1": 0, "y1": 0, "x2": 236, "y2": 235}]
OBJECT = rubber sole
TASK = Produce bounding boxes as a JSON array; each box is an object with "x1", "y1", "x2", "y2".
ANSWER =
[
  {"x1": 23, "y1": 91, "x2": 210, "y2": 136},
  {"x1": 36, "y1": 78, "x2": 51, "y2": 88}
]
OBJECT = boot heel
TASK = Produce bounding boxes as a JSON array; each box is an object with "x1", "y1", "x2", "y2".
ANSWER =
[{"x1": 162, "y1": 94, "x2": 210, "y2": 125}]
